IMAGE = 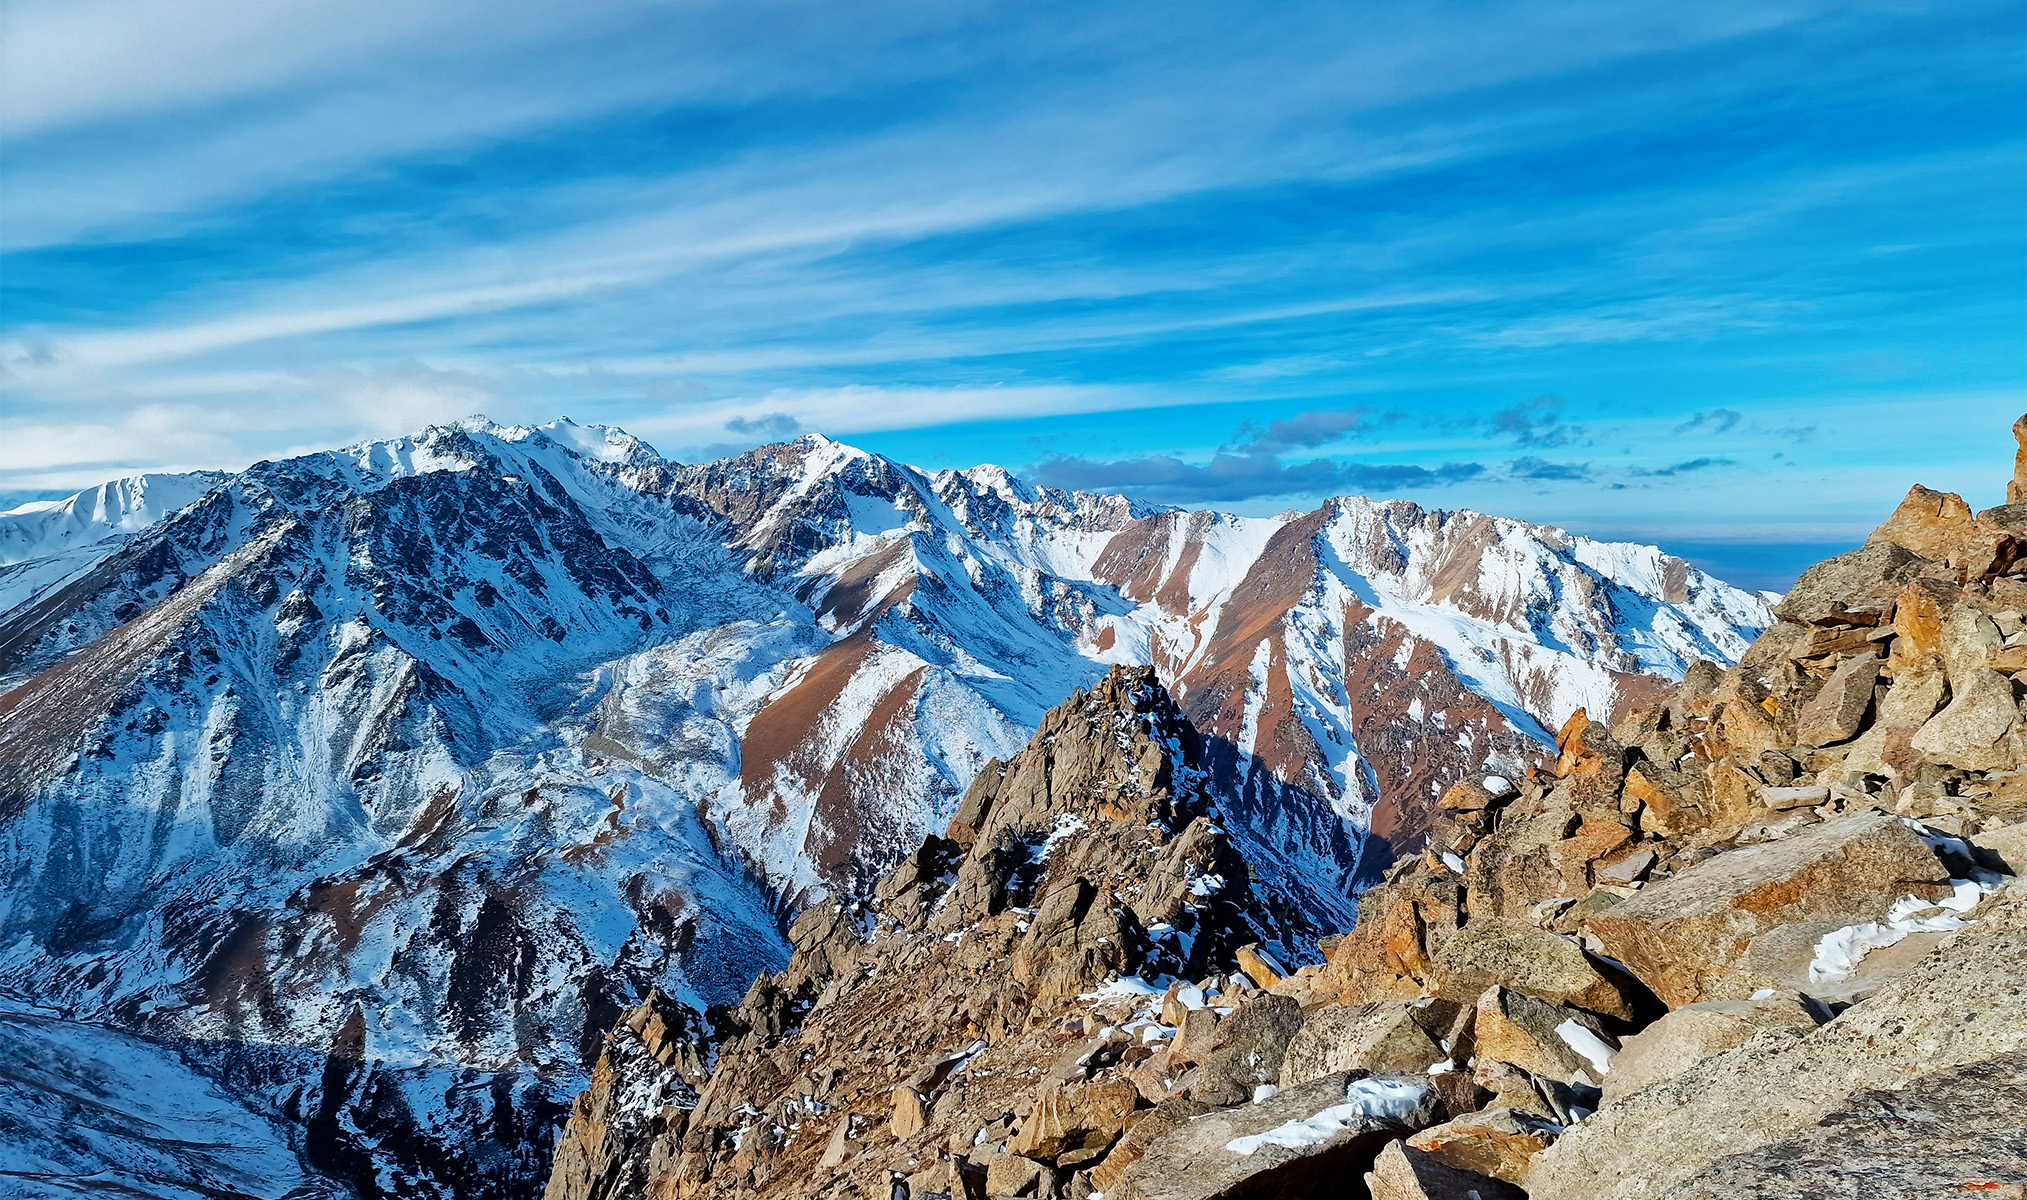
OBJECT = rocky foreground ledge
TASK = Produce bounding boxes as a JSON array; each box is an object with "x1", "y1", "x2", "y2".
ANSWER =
[{"x1": 544, "y1": 418, "x2": 2027, "y2": 1200}]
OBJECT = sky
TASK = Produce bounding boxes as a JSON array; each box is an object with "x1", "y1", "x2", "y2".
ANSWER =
[{"x1": 2, "y1": 0, "x2": 2022, "y2": 589}]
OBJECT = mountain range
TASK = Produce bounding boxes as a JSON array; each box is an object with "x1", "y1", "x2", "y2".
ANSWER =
[{"x1": 0, "y1": 416, "x2": 1772, "y2": 1197}]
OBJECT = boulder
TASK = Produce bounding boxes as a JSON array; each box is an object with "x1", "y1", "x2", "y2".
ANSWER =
[
  {"x1": 1866, "y1": 484, "x2": 1984, "y2": 564},
  {"x1": 1584, "y1": 812, "x2": 1953, "y2": 1006},
  {"x1": 1756, "y1": 785, "x2": 1829, "y2": 811},
  {"x1": 1869, "y1": 484, "x2": 2025, "y2": 581},
  {"x1": 1891, "y1": 577, "x2": 1962, "y2": 663},
  {"x1": 1527, "y1": 887, "x2": 2027, "y2": 1200},
  {"x1": 1107, "y1": 1071, "x2": 1441, "y2": 1200},
  {"x1": 1911, "y1": 667, "x2": 2021, "y2": 772},
  {"x1": 1941, "y1": 605, "x2": 2005, "y2": 681},
  {"x1": 1364, "y1": 1140, "x2": 1526, "y2": 1200},
  {"x1": 1600, "y1": 995, "x2": 1818, "y2": 1104},
  {"x1": 1656, "y1": 1051, "x2": 2027, "y2": 1199},
  {"x1": 818, "y1": 1115, "x2": 855, "y2": 1168},
  {"x1": 1471, "y1": 986, "x2": 1618, "y2": 1085},
  {"x1": 985, "y1": 1152, "x2": 1054, "y2": 1197},
  {"x1": 1438, "y1": 775, "x2": 1515, "y2": 812},
  {"x1": 1593, "y1": 847, "x2": 1656, "y2": 885},
  {"x1": 1279, "y1": 1001, "x2": 1447, "y2": 1086},
  {"x1": 1170, "y1": 1006, "x2": 1220, "y2": 1065},
  {"x1": 1470, "y1": 806, "x2": 1584, "y2": 918},
  {"x1": 1875, "y1": 660, "x2": 1948, "y2": 729},
  {"x1": 1467, "y1": 1060, "x2": 1562, "y2": 1123},
  {"x1": 1794, "y1": 652, "x2": 1878, "y2": 747},
  {"x1": 1406, "y1": 1107, "x2": 1562, "y2": 1186},
  {"x1": 1181, "y1": 993, "x2": 1305, "y2": 1103},
  {"x1": 1159, "y1": 981, "x2": 1207, "y2": 1028},
  {"x1": 1622, "y1": 763, "x2": 1707, "y2": 835},
  {"x1": 1425, "y1": 919, "x2": 1637, "y2": 1020},
  {"x1": 890, "y1": 1086, "x2": 929, "y2": 1140},
  {"x1": 1006, "y1": 1078, "x2": 1140, "y2": 1159},
  {"x1": 1973, "y1": 820, "x2": 2027, "y2": 875},
  {"x1": 1774, "y1": 543, "x2": 1931, "y2": 627},
  {"x1": 1084, "y1": 1097, "x2": 1212, "y2": 1196},
  {"x1": 1235, "y1": 944, "x2": 1286, "y2": 989},
  {"x1": 1713, "y1": 695, "x2": 1788, "y2": 766}
]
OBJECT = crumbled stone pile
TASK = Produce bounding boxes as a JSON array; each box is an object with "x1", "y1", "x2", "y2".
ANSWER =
[{"x1": 546, "y1": 416, "x2": 2027, "y2": 1200}]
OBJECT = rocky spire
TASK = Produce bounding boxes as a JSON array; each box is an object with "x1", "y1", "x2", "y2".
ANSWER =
[
  {"x1": 2012, "y1": 412, "x2": 2027, "y2": 506},
  {"x1": 544, "y1": 665, "x2": 1305, "y2": 1200}
]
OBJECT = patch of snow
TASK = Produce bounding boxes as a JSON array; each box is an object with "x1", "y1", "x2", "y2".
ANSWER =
[
  {"x1": 1808, "y1": 879, "x2": 1994, "y2": 984},
  {"x1": 1555, "y1": 1020, "x2": 1616, "y2": 1076},
  {"x1": 1224, "y1": 1078, "x2": 1429, "y2": 1155},
  {"x1": 1083, "y1": 976, "x2": 1167, "y2": 1001}
]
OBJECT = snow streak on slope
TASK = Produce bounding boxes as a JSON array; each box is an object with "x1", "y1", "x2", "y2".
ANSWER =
[
  {"x1": 0, "y1": 418, "x2": 1772, "y2": 1198},
  {"x1": 0, "y1": 997, "x2": 335, "y2": 1200}
]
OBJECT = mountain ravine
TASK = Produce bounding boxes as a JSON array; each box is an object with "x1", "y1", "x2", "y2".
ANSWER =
[{"x1": 0, "y1": 417, "x2": 1771, "y2": 1197}]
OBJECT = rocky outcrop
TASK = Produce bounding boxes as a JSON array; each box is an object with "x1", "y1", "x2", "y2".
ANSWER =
[{"x1": 543, "y1": 666, "x2": 1313, "y2": 1200}]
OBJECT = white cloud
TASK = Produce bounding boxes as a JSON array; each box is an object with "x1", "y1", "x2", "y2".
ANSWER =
[
  {"x1": 628, "y1": 383, "x2": 1160, "y2": 445},
  {"x1": 0, "y1": 405, "x2": 245, "y2": 490}
]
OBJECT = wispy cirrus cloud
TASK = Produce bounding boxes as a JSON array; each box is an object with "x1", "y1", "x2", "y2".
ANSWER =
[{"x1": 0, "y1": 0, "x2": 2018, "y2": 587}]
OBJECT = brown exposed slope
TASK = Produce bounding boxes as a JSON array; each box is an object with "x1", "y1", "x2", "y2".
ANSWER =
[
  {"x1": 0, "y1": 525, "x2": 294, "y2": 813},
  {"x1": 737, "y1": 632, "x2": 940, "y2": 890}
]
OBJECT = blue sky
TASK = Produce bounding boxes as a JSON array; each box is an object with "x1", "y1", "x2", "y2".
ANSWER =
[{"x1": 2, "y1": 0, "x2": 2022, "y2": 587}]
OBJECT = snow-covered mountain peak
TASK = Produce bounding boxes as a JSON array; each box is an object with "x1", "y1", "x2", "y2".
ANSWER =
[
  {"x1": 466, "y1": 414, "x2": 665, "y2": 466},
  {"x1": 0, "y1": 415, "x2": 1776, "y2": 1197},
  {"x1": 0, "y1": 471, "x2": 228, "y2": 567}
]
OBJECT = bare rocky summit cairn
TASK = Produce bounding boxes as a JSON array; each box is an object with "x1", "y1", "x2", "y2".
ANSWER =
[{"x1": 546, "y1": 414, "x2": 2027, "y2": 1199}]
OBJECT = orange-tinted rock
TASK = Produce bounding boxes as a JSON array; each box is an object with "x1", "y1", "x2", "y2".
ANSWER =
[
  {"x1": 1236, "y1": 943, "x2": 1287, "y2": 988},
  {"x1": 1868, "y1": 484, "x2": 1981, "y2": 563},
  {"x1": 1892, "y1": 577, "x2": 1963, "y2": 664},
  {"x1": 1006, "y1": 1078, "x2": 1140, "y2": 1158},
  {"x1": 1585, "y1": 812, "x2": 1952, "y2": 1006},
  {"x1": 889, "y1": 1086, "x2": 929, "y2": 1139},
  {"x1": 1366, "y1": 1139, "x2": 1527, "y2": 1200},
  {"x1": 2013, "y1": 413, "x2": 2027, "y2": 505},
  {"x1": 1471, "y1": 986, "x2": 1617, "y2": 1084},
  {"x1": 1407, "y1": 1107, "x2": 1562, "y2": 1186},
  {"x1": 1623, "y1": 763, "x2": 1705, "y2": 835}
]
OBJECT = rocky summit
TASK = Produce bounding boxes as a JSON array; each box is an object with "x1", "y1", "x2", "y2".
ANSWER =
[{"x1": 545, "y1": 416, "x2": 2027, "y2": 1200}]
